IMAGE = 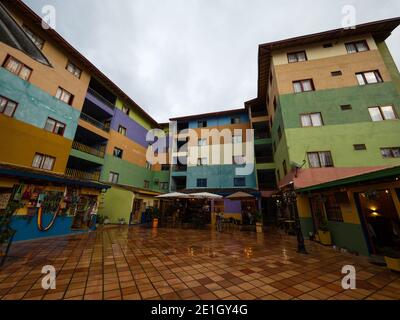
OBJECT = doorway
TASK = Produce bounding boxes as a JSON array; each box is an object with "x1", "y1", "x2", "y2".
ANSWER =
[{"x1": 356, "y1": 189, "x2": 400, "y2": 256}]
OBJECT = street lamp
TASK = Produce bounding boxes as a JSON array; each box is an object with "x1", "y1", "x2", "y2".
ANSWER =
[{"x1": 282, "y1": 186, "x2": 307, "y2": 255}]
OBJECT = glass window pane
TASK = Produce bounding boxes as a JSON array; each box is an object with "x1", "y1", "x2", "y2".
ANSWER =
[
  {"x1": 297, "y1": 52, "x2": 306, "y2": 61},
  {"x1": 293, "y1": 82, "x2": 302, "y2": 93},
  {"x1": 320, "y1": 152, "x2": 333, "y2": 167},
  {"x1": 302, "y1": 80, "x2": 312, "y2": 91},
  {"x1": 55, "y1": 123, "x2": 65, "y2": 135},
  {"x1": 311, "y1": 113, "x2": 323, "y2": 126},
  {"x1": 346, "y1": 43, "x2": 357, "y2": 53},
  {"x1": 42, "y1": 157, "x2": 54, "y2": 170},
  {"x1": 392, "y1": 148, "x2": 400, "y2": 158},
  {"x1": 44, "y1": 118, "x2": 55, "y2": 132},
  {"x1": 19, "y1": 66, "x2": 31, "y2": 80},
  {"x1": 288, "y1": 54, "x2": 297, "y2": 63},
  {"x1": 308, "y1": 153, "x2": 320, "y2": 167},
  {"x1": 4, "y1": 102, "x2": 16, "y2": 116},
  {"x1": 364, "y1": 72, "x2": 378, "y2": 84},
  {"x1": 381, "y1": 106, "x2": 396, "y2": 120},
  {"x1": 369, "y1": 107, "x2": 383, "y2": 121},
  {"x1": 356, "y1": 42, "x2": 368, "y2": 52},
  {"x1": 356, "y1": 74, "x2": 365, "y2": 85},
  {"x1": 381, "y1": 148, "x2": 392, "y2": 158},
  {"x1": 301, "y1": 115, "x2": 312, "y2": 127},
  {"x1": 5, "y1": 58, "x2": 20, "y2": 74},
  {"x1": 32, "y1": 154, "x2": 43, "y2": 168}
]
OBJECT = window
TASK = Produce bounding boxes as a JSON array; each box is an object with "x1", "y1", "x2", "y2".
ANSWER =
[
  {"x1": 22, "y1": 25, "x2": 44, "y2": 49},
  {"x1": 118, "y1": 125, "x2": 127, "y2": 136},
  {"x1": 368, "y1": 106, "x2": 397, "y2": 121},
  {"x1": 3, "y1": 56, "x2": 32, "y2": 81},
  {"x1": 197, "y1": 179, "x2": 207, "y2": 188},
  {"x1": 44, "y1": 118, "x2": 66, "y2": 136},
  {"x1": 354, "y1": 144, "x2": 367, "y2": 151},
  {"x1": 0, "y1": 96, "x2": 18, "y2": 117},
  {"x1": 121, "y1": 105, "x2": 130, "y2": 116},
  {"x1": 234, "y1": 177, "x2": 246, "y2": 187},
  {"x1": 323, "y1": 43, "x2": 333, "y2": 48},
  {"x1": 146, "y1": 162, "x2": 152, "y2": 170},
  {"x1": 198, "y1": 138, "x2": 207, "y2": 146},
  {"x1": 231, "y1": 117, "x2": 241, "y2": 124},
  {"x1": 341, "y1": 104, "x2": 352, "y2": 111},
  {"x1": 287, "y1": 51, "x2": 307, "y2": 63},
  {"x1": 161, "y1": 164, "x2": 171, "y2": 171},
  {"x1": 32, "y1": 153, "x2": 55, "y2": 171},
  {"x1": 293, "y1": 79, "x2": 315, "y2": 93},
  {"x1": 324, "y1": 194, "x2": 344, "y2": 222},
  {"x1": 144, "y1": 180, "x2": 150, "y2": 189},
  {"x1": 232, "y1": 135, "x2": 242, "y2": 144},
  {"x1": 66, "y1": 61, "x2": 82, "y2": 79},
  {"x1": 277, "y1": 126, "x2": 282, "y2": 141},
  {"x1": 331, "y1": 71, "x2": 342, "y2": 77},
  {"x1": 300, "y1": 113, "x2": 323, "y2": 127},
  {"x1": 56, "y1": 87, "x2": 73, "y2": 105},
  {"x1": 345, "y1": 40, "x2": 369, "y2": 54},
  {"x1": 198, "y1": 120, "x2": 207, "y2": 128},
  {"x1": 160, "y1": 182, "x2": 169, "y2": 190},
  {"x1": 381, "y1": 147, "x2": 400, "y2": 158},
  {"x1": 307, "y1": 151, "x2": 334, "y2": 168},
  {"x1": 283, "y1": 160, "x2": 288, "y2": 176},
  {"x1": 113, "y1": 147, "x2": 123, "y2": 159},
  {"x1": 197, "y1": 158, "x2": 207, "y2": 166},
  {"x1": 109, "y1": 172, "x2": 119, "y2": 184},
  {"x1": 356, "y1": 70, "x2": 383, "y2": 85}
]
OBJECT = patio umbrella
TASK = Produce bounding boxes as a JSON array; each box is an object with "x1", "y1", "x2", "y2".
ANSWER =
[
  {"x1": 226, "y1": 192, "x2": 255, "y2": 200},
  {"x1": 188, "y1": 192, "x2": 223, "y2": 199},
  {"x1": 156, "y1": 192, "x2": 190, "y2": 199}
]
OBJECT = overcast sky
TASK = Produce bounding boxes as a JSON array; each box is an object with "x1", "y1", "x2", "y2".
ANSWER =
[{"x1": 24, "y1": 0, "x2": 400, "y2": 123}]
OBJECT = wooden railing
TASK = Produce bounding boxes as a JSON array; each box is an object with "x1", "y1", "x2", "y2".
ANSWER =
[
  {"x1": 80, "y1": 112, "x2": 110, "y2": 132},
  {"x1": 66, "y1": 168, "x2": 101, "y2": 181},
  {"x1": 72, "y1": 141, "x2": 106, "y2": 158}
]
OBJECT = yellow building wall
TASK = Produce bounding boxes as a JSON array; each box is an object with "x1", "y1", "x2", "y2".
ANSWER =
[{"x1": 0, "y1": 114, "x2": 72, "y2": 174}]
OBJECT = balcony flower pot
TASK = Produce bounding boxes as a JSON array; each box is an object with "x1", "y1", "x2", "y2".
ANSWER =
[
  {"x1": 317, "y1": 230, "x2": 332, "y2": 246},
  {"x1": 152, "y1": 218, "x2": 159, "y2": 228}
]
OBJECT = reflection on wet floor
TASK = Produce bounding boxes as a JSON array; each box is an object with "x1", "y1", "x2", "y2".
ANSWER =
[{"x1": 0, "y1": 226, "x2": 399, "y2": 300}]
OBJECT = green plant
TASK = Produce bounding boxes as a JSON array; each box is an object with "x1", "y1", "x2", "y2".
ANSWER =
[
  {"x1": 152, "y1": 207, "x2": 160, "y2": 219},
  {"x1": 254, "y1": 210, "x2": 263, "y2": 224},
  {"x1": 96, "y1": 214, "x2": 107, "y2": 225},
  {"x1": 0, "y1": 201, "x2": 22, "y2": 251},
  {"x1": 319, "y1": 219, "x2": 329, "y2": 232}
]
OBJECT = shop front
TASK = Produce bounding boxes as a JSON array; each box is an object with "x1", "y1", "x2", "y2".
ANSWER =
[{"x1": 0, "y1": 164, "x2": 110, "y2": 243}]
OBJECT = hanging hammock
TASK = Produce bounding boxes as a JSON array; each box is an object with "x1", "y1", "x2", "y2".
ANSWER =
[{"x1": 37, "y1": 206, "x2": 61, "y2": 232}]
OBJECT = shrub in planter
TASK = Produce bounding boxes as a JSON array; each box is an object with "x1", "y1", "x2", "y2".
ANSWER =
[{"x1": 254, "y1": 211, "x2": 263, "y2": 233}]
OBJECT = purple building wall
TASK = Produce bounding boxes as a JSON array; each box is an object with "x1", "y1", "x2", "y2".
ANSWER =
[
  {"x1": 111, "y1": 109, "x2": 149, "y2": 148},
  {"x1": 224, "y1": 199, "x2": 241, "y2": 213}
]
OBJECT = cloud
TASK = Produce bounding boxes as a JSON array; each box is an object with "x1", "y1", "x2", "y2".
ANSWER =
[{"x1": 24, "y1": 0, "x2": 400, "y2": 122}]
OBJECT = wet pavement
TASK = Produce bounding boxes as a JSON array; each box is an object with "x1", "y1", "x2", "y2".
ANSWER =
[{"x1": 0, "y1": 226, "x2": 399, "y2": 300}]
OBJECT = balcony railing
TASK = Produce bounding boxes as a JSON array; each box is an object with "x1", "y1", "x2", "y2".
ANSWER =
[
  {"x1": 80, "y1": 112, "x2": 110, "y2": 132},
  {"x1": 87, "y1": 87, "x2": 115, "y2": 111},
  {"x1": 66, "y1": 168, "x2": 101, "y2": 181},
  {"x1": 72, "y1": 141, "x2": 106, "y2": 158},
  {"x1": 256, "y1": 156, "x2": 274, "y2": 163},
  {"x1": 172, "y1": 165, "x2": 187, "y2": 172}
]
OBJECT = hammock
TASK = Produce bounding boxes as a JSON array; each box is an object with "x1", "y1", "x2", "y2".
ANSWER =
[{"x1": 37, "y1": 206, "x2": 61, "y2": 232}]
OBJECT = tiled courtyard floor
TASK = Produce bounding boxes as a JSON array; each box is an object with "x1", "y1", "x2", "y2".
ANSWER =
[{"x1": 0, "y1": 226, "x2": 399, "y2": 300}]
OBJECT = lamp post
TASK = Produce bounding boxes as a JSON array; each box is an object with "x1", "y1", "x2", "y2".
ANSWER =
[{"x1": 282, "y1": 186, "x2": 307, "y2": 254}]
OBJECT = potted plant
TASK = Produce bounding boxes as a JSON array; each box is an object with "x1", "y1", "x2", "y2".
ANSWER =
[
  {"x1": 118, "y1": 218, "x2": 126, "y2": 225},
  {"x1": 384, "y1": 249, "x2": 400, "y2": 272},
  {"x1": 152, "y1": 207, "x2": 160, "y2": 228},
  {"x1": 103, "y1": 216, "x2": 110, "y2": 225},
  {"x1": 317, "y1": 220, "x2": 332, "y2": 246},
  {"x1": 254, "y1": 210, "x2": 263, "y2": 233}
]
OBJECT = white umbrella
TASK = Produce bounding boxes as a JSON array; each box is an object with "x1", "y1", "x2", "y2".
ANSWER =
[
  {"x1": 156, "y1": 192, "x2": 190, "y2": 199},
  {"x1": 188, "y1": 192, "x2": 223, "y2": 199}
]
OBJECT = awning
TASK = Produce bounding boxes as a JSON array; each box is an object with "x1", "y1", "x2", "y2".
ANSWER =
[
  {"x1": 0, "y1": 163, "x2": 110, "y2": 190},
  {"x1": 156, "y1": 192, "x2": 190, "y2": 199},
  {"x1": 226, "y1": 192, "x2": 256, "y2": 200},
  {"x1": 188, "y1": 192, "x2": 223, "y2": 199}
]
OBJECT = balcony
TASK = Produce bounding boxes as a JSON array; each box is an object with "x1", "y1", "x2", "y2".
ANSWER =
[
  {"x1": 86, "y1": 87, "x2": 115, "y2": 112},
  {"x1": 172, "y1": 165, "x2": 188, "y2": 172},
  {"x1": 72, "y1": 141, "x2": 106, "y2": 158},
  {"x1": 80, "y1": 112, "x2": 110, "y2": 132},
  {"x1": 66, "y1": 168, "x2": 101, "y2": 181}
]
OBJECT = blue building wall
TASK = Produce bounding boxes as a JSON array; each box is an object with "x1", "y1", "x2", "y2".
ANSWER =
[
  {"x1": 188, "y1": 112, "x2": 249, "y2": 129},
  {"x1": 0, "y1": 69, "x2": 80, "y2": 141}
]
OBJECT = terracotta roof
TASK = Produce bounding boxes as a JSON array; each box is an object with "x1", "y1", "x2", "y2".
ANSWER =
[
  {"x1": 256, "y1": 17, "x2": 400, "y2": 105},
  {"x1": 6, "y1": 0, "x2": 159, "y2": 126}
]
